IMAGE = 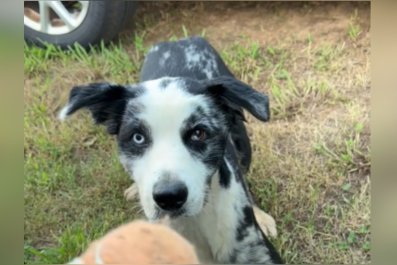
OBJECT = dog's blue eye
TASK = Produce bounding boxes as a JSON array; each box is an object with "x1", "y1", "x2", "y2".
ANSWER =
[
  {"x1": 191, "y1": 129, "x2": 207, "y2": 142},
  {"x1": 132, "y1": 133, "x2": 145, "y2": 145}
]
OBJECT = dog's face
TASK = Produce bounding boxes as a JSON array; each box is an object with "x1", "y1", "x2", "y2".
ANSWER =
[
  {"x1": 118, "y1": 78, "x2": 230, "y2": 220},
  {"x1": 60, "y1": 76, "x2": 269, "y2": 220}
]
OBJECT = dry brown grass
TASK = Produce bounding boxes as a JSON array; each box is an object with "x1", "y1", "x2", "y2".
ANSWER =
[{"x1": 24, "y1": 2, "x2": 370, "y2": 264}]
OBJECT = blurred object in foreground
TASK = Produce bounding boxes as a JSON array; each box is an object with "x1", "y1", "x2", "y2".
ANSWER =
[{"x1": 68, "y1": 220, "x2": 200, "y2": 264}]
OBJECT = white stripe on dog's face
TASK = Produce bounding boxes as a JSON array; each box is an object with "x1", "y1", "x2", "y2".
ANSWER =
[{"x1": 119, "y1": 77, "x2": 227, "y2": 220}]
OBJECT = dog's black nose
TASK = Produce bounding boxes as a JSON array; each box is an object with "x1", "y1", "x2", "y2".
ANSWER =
[{"x1": 153, "y1": 180, "x2": 188, "y2": 211}]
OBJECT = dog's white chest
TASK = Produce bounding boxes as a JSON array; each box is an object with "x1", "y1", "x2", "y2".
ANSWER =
[
  {"x1": 171, "y1": 212, "x2": 237, "y2": 263},
  {"x1": 170, "y1": 218, "x2": 214, "y2": 263},
  {"x1": 170, "y1": 174, "x2": 248, "y2": 263}
]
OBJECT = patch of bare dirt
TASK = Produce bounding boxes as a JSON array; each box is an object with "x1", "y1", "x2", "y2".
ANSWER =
[{"x1": 132, "y1": 2, "x2": 370, "y2": 49}]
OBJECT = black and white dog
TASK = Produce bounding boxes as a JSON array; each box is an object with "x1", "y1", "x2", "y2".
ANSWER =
[{"x1": 59, "y1": 37, "x2": 283, "y2": 264}]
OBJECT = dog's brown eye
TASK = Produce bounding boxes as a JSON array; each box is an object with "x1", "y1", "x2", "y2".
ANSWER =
[{"x1": 191, "y1": 129, "x2": 207, "y2": 142}]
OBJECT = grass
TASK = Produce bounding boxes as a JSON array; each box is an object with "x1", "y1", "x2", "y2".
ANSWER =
[
  {"x1": 348, "y1": 9, "x2": 363, "y2": 41},
  {"x1": 24, "y1": 2, "x2": 370, "y2": 264}
]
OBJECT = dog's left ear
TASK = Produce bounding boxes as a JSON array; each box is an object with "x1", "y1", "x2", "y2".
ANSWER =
[
  {"x1": 58, "y1": 82, "x2": 135, "y2": 134},
  {"x1": 202, "y1": 76, "x2": 270, "y2": 121}
]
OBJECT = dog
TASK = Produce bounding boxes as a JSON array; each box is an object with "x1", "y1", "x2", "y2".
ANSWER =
[
  {"x1": 59, "y1": 36, "x2": 283, "y2": 264},
  {"x1": 123, "y1": 182, "x2": 278, "y2": 239}
]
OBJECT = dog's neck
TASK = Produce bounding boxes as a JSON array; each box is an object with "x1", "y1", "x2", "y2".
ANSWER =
[{"x1": 169, "y1": 140, "x2": 278, "y2": 264}]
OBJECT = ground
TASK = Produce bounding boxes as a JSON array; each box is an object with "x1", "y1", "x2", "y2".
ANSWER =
[{"x1": 24, "y1": 2, "x2": 370, "y2": 264}]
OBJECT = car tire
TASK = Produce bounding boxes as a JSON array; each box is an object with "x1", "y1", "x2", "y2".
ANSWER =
[{"x1": 24, "y1": 1, "x2": 138, "y2": 49}]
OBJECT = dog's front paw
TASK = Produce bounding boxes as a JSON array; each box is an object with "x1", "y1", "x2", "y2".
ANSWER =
[
  {"x1": 124, "y1": 183, "x2": 138, "y2": 201},
  {"x1": 253, "y1": 205, "x2": 278, "y2": 238}
]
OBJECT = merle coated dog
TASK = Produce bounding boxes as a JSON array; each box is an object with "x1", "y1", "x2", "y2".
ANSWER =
[{"x1": 59, "y1": 36, "x2": 283, "y2": 264}]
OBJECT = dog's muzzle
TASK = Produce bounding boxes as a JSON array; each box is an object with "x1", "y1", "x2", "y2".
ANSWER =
[{"x1": 153, "y1": 180, "x2": 188, "y2": 212}]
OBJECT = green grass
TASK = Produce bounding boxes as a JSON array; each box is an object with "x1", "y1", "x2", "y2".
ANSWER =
[
  {"x1": 348, "y1": 9, "x2": 363, "y2": 41},
  {"x1": 24, "y1": 2, "x2": 370, "y2": 264},
  {"x1": 24, "y1": 40, "x2": 144, "y2": 264}
]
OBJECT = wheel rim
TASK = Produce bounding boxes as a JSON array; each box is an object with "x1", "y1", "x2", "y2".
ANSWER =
[{"x1": 24, "y1": 1, "x2": 90, "y2": 35}]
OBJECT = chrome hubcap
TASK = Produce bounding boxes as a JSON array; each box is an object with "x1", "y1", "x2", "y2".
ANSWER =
[{"x1": 24, "y1": 1, "x2": 89, "y2": 35}]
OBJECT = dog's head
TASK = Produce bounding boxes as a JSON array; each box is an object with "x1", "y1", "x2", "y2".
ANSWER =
[{"x1": 60, "y1": 76, "x2": 269, "y2": 220}]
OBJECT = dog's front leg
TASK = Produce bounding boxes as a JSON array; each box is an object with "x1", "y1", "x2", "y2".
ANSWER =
[
  {"x1": 124, "y1": 183, "x2": 139, "y2": 201},
  {"x1": 124, "y1": 184, "x2": 278, "y2": 238},
  {"x1": 253, "y1": 205, "x2": 278, "y2": 238}
]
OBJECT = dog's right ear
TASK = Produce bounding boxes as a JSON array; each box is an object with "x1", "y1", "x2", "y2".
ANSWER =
[
  {"x1": 58, "y1": 83, "x2": 135, "y2": 134},
  {"x1": 202, "y1": 76, "x2": 270, "y2": 122}
]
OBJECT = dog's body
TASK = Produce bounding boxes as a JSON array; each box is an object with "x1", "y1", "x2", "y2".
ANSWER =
[{"x1": 60, "y1": 37, "x2": 283, "y2": 264}]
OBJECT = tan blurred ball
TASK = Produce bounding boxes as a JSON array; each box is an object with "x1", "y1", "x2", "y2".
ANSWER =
[{"x1": 69, "y1": 220, "x2": 199, "y2": 264}]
